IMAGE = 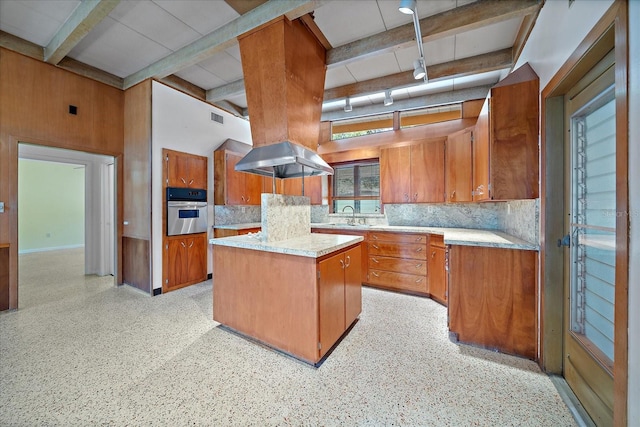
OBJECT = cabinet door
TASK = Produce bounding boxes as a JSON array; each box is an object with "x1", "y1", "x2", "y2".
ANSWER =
[
  {"x1": 318, "y1": 253, "x2": 346, "y2": 356},
  {"x1": 167, "y1": 152, "x2": 190, "y2": 188},
  {"x1": 446, "y1": 130, "x2": 473, "y2": 202},
  {"x1": 189, "y1": 155, "x2": 208, "y2": 189},
  {"x1": 167, "y1": 238, "x2": 188, "y2": 288},
  {"x1": 428, "y1": 246, "x2": 447, "y2": 305},
  {"x1": 473, "y1": 98, "x2": 491, "y2": 201},
  {"x1": 411, "y1": 141, "x2": 445, "y2": 203},
  {"x1": 344, "y1": 246, "x2": 362, "y2": 327},
  {"x1": 224, "y1": 153, "x2": 245, "y2": 205},
  {"x1": 244, "y1": 172, "x2": 262, "y2": 205},
  {"x1": 380, "y1": 145, "x2": 411, "y2": 204},
  {"x1": 186, "y1": 234, "x2": 207, "y2": 283}
]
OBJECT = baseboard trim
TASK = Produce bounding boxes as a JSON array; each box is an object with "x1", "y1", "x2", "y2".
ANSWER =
[{"x1": 18, "y1": 244, "x2": 84, "y2": 254}]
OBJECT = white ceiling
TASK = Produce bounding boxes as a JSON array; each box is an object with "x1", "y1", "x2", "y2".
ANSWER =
[{"x1": 0, "y1": 0, "x2": 533, "y2": 118}]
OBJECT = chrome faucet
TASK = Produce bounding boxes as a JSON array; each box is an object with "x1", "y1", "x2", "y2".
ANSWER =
[{"x1": 342, "y1": 205, "x2": 355, "y2": 225}]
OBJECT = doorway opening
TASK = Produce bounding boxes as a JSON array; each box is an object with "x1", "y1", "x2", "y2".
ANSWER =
[{"x1": 17, "y1": 143, "x2": 116, "y2": 309}]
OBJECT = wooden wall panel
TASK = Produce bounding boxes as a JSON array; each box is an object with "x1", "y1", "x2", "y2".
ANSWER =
[
  {"x1": 122, "y1": 237, "x2": 150, "y2": 293},
  {"x1": 0, "y1": 48, "x2": 124, "y2": 309}
]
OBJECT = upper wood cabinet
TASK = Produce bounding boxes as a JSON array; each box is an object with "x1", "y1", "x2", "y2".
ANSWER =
[
  {"x1": 445, "y1": 128, "x2": 474, "y2": 203},
  {"x1": 214, "y1": 150, "x2": 262, "y2": 205},
  {"x1": 473, "y1": 63, "x2": 539, "y2": 201},
  {"x1": 165, "y1": 149, "x2": 207, "y2": 189},
  {"x1": 380, "y1": 140, "x2": 445, "y2": 204}
]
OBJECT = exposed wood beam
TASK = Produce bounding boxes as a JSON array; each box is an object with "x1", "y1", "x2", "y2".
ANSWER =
[
  {"x1": 323, "y1": 49, "x2": 512, "y2": 101},
  {"x1": 45, "y1": 0, "x2": 120, "y2": 65},
  {"x1": 326, "y1": 0, "x2": 540, "y2": 67},
  {"x1": 0, "y1": 31, "x2": 43, "y2": 60},
  {"x1": 320, "y1": 85, "x2": 493, "y2": 122},
  {"x1": 224, "y1": 0, "x2": 269, "y2": 15},
  {"x1": 512, "y1": 4, "x2": 543, "y2": 67},
  {"x1": 57, "y1": 56, "x2": 123, "y2": 89},
  {"x1": 123, "y1": 0, "x2": 327, "y2": 90},
  {"x1": 206, "y1": 79, "x2": 245, "y2": 102},
  {"x1": 159, "y1": 75, "x2": 206, "y2": 100}
]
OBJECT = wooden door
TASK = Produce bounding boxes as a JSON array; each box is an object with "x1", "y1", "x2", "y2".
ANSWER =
[
  {"x1": 224, "y1": 152, "x2": 245, "y2": 205},
  {"x1": 167, "y1": 238, "x2": 188, "y2": 288},
  {"x1": 446, "y1": 130, "x2": 473, "y2": 202},
  {"x1": 186, "y1": 234, "x2": 207, "y2": 283},
  {"x1": 318, "y1": 252, "x2": 346, "y2": 357},
  {"x1": 473, "y1": 98, "x2": 490, "y2": 201},
  {"x1": 380, "y1": 145, "x2": 410, "y2": 204},
  {"x1": 411, "y1": 140, "x2": 445, "y2": 203},
  {"x1": 343, "y1": 245, "x2": 362, "y2": 327},
  {"x1": 428, "y1": 245, "x2": 447, "y2": 305}
]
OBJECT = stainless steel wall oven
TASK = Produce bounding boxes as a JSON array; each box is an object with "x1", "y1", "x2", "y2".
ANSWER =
[{"x1": 166, "y1": 187, "x2": 207, "y2": 236}]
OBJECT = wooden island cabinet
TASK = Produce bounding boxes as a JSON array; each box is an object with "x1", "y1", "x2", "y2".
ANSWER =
[
  {"x1": 448, "y1": 245, "x2": 537, "y2": 359},
  {"x1": 212, "y1": 237, "x2": 363, "y2": 365}
]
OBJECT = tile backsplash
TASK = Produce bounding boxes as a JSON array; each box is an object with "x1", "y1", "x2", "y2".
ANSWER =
[{"x1": 385, "y1": 203, "x2": 502, "y2": 229}]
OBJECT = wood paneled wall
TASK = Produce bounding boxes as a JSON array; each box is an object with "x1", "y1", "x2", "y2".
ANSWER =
[{"x1": 0, "y1": 48, "x2": 124, "y2": 309}]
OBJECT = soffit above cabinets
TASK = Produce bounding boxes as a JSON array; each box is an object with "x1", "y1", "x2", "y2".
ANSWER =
[{"x1": 0, "y1": 0, "x2": 542, "y2": 119}]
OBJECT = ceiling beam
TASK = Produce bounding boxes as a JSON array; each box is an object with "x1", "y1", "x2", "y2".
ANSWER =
[
  {"x1": 206, "y1": 79, "x2": 245, "y2": 102},
  {"x1": 45, "y1": 0, "x2": 121, "y2": 65},
  {"x1": 123, "y1": 0, "x2": 327, "y2": 90},
  {"x1": 159, "y1": 75, "x2": 207, "y2": 100},
  {"x1": 320, "y1": 84, "x2": 493, "y2": 122},
  {"x1": 512, "y1": 4, "x2": 542, "y2": 68},
  {"x1": 326, "y1": 0, "x2": 541, "y2": 68},
  {"x1": 324, "y1": 48, "x2": 512, "y2": 101},
  {"x1": 213, "y1": 100, "x2": 249, "y2": 118},
  {"x1": 224, "y1": 0, "x2": 269, "y2": 15},
  {"x1": 0, "y1": 30, "x2": 43, "y2": 60},
  {"x1": 57, "y1": 56, "x2": 123, "y2": 88}
]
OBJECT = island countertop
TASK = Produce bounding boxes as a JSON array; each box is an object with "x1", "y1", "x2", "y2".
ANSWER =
[{"x1": 209, "y1": 233, "x2": 364, "y2": 258}]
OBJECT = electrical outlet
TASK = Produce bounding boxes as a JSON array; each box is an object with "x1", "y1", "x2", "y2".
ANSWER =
[
  {"x1": 241, "y1": 207, "x2": 246, "y2": 213},
  {"x1": 0, "y1": 201, "x2": 4, "y2": 213}
]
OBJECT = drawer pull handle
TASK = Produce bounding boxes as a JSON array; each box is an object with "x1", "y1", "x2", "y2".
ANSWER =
[
  {"x1": 432, "y1": 251, "x2": 436, "y2": 259},
  {"x1": 371, "y1": 257, "x2": 379, "y2": 264},
  {"x1": 189, "y1": 241, "x2": 194, "y2": 248},
  {"x1": 372, "y1": 244, "x2": 379, "y2": 250},
  {"x1": 372, "y1": 271, "x2": 380, "y2": 277},
  {"x1": 415, "y1": 263, "x2": 422, "y2": 268},
  {"x1": 189, "y1": 179, "x2": 194, "y2": 185},
  {"x1": 181, "y1": 242, "x2": 186, "y2": 248},
  {"x1": 246, "y1": 196, "x2": 250, "y2": 202},
  {"x1": 339, "y1": 259, "x2": 345, "y2": 269},
  {"x1": 415, "y1": 237, "x2": 423, "y2": 242},
  {"x1": 345, "y1": 256, "x2": 351, "y2": 268},
  {"x1": 180, "y1": 177, "x2": 186, "y2": 184},
  {"x1": 372, "y1": 235, "x2": 378, "y2": 240},
  {"x1": 416, "y1": 247, "x2": 423, "y2": 252},
  {"x1": 415, "y1": 278, "x2": 423, "y2": 283}
]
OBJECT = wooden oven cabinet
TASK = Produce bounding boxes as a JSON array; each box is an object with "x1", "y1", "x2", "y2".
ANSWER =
[
  {"x1": 164, "y1": 233, "x2": 207, "y2": 292},
  {"x1": 164, "y1": 149, "x2": 207, "y2": 189},
  {"x1": 367, "y1": 231, "x2": 428, "y2": 295},
  {"x1": 472, "y1": 63, "x2": 539, "y2": 201},
  {"x1": 448, "y1": 245, "x2": 537, "y2": 359},
  {"x1": 380, "y1": 140, "x2": 445, "y2": 204}
]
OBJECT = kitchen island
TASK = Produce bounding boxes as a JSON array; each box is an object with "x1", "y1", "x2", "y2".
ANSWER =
[{"x1": 211, "y1": 233, "x2": 363, "y2": 366}]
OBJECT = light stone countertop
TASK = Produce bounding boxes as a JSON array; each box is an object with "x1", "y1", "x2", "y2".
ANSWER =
[{"x1": 209, "y1": 233, "x2": 364, "y2": 258}]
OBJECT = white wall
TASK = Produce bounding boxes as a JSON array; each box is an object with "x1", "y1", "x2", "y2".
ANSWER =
[
  {"x1": 627, "y1": 0, "x2": 639, "y2": 421},
  {"x1": 515, "y1": 0, "x2": 637, "y2": 420},
  {"x1": 151, "y1": 81, "x2": 253, "y2": 291}
]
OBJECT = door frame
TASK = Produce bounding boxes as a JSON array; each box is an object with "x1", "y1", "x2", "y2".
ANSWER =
[{"x1": 540, "y1": 1, "x2": 628, "y2": 425}]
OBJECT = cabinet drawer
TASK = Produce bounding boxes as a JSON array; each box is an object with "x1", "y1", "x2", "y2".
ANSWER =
[
  {"x1": 368, "y1": 242, "x2": 427, "y2": 260},
  {"x1": 368, "y1": 270, "x2": 427, "y2": 293},
  {"x1": 369, "y1": 232, "x2": 427, "y2": 245},
  {"x1": 429, "y1": 234, "x2": 445, "y2": 248},
  {"x1": 369, "y1": 255, "x2": 426, "y2": 275}
]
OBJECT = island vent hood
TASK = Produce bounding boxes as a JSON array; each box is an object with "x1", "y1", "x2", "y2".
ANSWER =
[{"x1": 235, "y1": 16, "x2": 333, "y2": 179}]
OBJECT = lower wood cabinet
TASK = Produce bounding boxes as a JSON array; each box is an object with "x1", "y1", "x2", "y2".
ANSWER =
[
  {"x1": 368, "y1": 231, "x2": 428, "y2": 295},
  {"x1": 428, "y1": 235, "x2": 448, "y2": 305},
  {"x1": 164, "y1": 233, "x2": 207, "y2": 292},
  {"x1": 213, "y1": 227, "x2": 260, "y2": 238},
  {"x1": 448, "y1": 245, "x2": 537, "y2": 359},
  {"x1": 311, "y1": 228, "x2": 368, "y2": 285},
  {"x1": 318, "y1": 245, "x2": 362, "y2": 355}
]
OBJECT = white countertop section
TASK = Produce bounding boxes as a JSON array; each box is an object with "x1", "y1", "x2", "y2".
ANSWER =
[
  {"x1": 210, "y1": 233, "x2": 364, "y2": 258},
  {"x1": 213, "y1": 222, "x2": 261, "y2": 230},
  {"x1": 310, "y1": 224, "x2": 538, "y2": 251}
]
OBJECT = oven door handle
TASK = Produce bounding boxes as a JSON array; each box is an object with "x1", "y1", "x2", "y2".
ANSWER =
[{"x1": 167, "y1": 201, "x2": 207, "y2": 208}]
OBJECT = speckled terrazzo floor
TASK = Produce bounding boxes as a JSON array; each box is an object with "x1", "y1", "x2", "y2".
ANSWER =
[{"x1": 1, "y1": 248, "x2": 577, "y2": 426}]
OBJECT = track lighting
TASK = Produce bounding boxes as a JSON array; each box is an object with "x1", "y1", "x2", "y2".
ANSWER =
[
  {"x1": 384, "y1": 89, "x2": 393, "y2": 106},
  {"x1": 344, "y1": 96, "x2": 352, "y2": 112},
  {"x1": 398, "y1": 0, "x2": 416, "y2": 14},
  {"x1": 413, "y1": 58, "x2": 426, "y2": 80}
]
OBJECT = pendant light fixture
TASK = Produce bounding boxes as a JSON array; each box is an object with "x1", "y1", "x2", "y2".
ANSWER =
[{"x1": 344, "y1": 96, "x2": 352, "y2": 112}]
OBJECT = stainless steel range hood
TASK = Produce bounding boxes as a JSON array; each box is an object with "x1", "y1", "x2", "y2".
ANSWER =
[{"x1": 235, "y1": 141, "x2": 333, "y2": 178}]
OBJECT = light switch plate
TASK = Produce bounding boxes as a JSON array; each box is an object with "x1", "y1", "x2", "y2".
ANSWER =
[{"x1": 0, "y1": 202, "x2": 4, "y2": 213}]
